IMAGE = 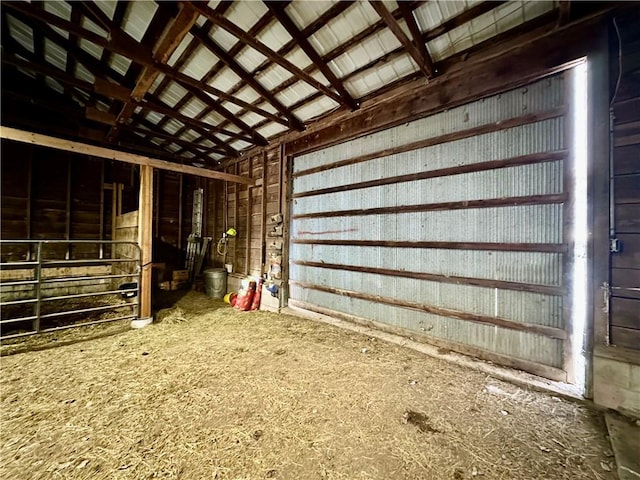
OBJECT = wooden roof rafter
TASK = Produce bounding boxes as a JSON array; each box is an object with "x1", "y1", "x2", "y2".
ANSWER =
[
  {"x1": 369, "y1": 1, "x2": 436, "y2": 79},
  {"x1": 266, "y1": 1, "x2": 359, "y2": 111},
  {"x1": 163, "y1": 7, "x2": 282, "y2": 155},
  {"x1": 204, "y1": 1, "x2": 430, "y2": 143},
  {"x1": 188, "y1": 1, "x2": 352, "y2": 111},
  {"x1": 5, "y1": 1, "x2": 249, "y2": 159},
  {"x1": 107, "y1": 2, "x2": 200, "y2": 142},
  {"x1": 147, "y1": 1, "x2": 360, "y2": 157},
  {"x1": 189, "y1": 26, "x2": 305, "y2": 134},
  {"x1": 1, "y1": 6, "x2": 224, "y2": 164},
  {"x1": 142, "y1": 1, "x2": 233, "y2": 136}
]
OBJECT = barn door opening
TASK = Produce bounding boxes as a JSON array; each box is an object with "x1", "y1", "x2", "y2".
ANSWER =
[{"x1": 288, "y1": 65, "x2": 590, "y2": 389}]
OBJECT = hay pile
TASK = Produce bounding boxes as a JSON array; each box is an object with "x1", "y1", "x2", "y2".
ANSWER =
[{"x1": 0, "y1": 292, "x2": 615, "y2": 479}]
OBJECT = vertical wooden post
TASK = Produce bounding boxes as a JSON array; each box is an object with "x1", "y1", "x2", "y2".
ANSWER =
[
  {"x1": 26, "y1": 153, "x2": 33, "y2": 261},
  {"x1": 154, "y1": 169, "x2": 161, "y2": 239},
  {"x1": 177, "y1": 173, "x2": 184, "y2": 261},
  {"x1": 111, "y1": 182, "x2": 118, "y2": 259},
  {"x1": 260, "y1": 151, "x2": 268, "y2": 270},
  {"x1": 280, "y1": 152, "x2": 292, "y2": 309},
  {"x1": 233, "y1": 163, "x2": 239, "y2": 269},
  {"x1": 99, "y1": 161, "x2": 105, "y2": 259},
  {"x1": 65, "y1": 157, "x2": 72, "y2": 259},
  {"x1": 138, "y1": 165, "x2": 154, "y2": 320},
  {"x1": 245, "y1": 156, "x2": 253, "y2": 275}
]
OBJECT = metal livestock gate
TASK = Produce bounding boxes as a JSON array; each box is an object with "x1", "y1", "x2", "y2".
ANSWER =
[{"x1": 289, "y1": 71, "x2": 581, "y2": 383}]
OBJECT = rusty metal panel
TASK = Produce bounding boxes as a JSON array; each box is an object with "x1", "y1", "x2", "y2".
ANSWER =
[
  {"x1": 292, "y1": 205, "x2": 563, "y2": 243},
  {"x1": 293, "y1": 75, "x2": 565, "y2": 174},
  {"x1": 289, "y1": 73, "x2": 568, "y2": 374},
  {"x1": 289, "y1": 285, "x2": 564, "y2": 368}
]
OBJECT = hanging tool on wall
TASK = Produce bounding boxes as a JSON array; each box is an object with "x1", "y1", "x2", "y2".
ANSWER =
[{"x1": 185, "y1": 188, "x2": 212, "y2": 281}]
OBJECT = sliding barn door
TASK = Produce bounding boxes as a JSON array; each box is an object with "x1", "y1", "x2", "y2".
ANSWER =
[{"x1": 289, "y1": 73, "x2": 576, "y2": 382}]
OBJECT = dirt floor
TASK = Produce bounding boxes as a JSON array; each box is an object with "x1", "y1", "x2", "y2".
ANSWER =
[{"x1": 0, "y1": 291, "x2": 617, "y2": 480}]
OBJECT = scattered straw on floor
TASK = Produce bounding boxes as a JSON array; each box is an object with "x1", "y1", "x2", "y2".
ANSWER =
[{"x1": 0, "y1": 291, "x2": 616, "y2": 480}]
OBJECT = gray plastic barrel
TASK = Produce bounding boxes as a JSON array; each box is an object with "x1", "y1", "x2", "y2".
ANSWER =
[{"x1": 204, "y1": 268, "x2": 227, "y2": 299}]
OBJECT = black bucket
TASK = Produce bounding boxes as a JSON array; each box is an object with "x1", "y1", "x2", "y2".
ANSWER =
[{"x1": 119, "y1": 282, "x2": 138, "y2": 302}]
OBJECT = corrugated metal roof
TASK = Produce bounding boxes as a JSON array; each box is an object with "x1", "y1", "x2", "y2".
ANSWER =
[{"x1": 1, "y1": 0, "x2": 567, "y2": 163}]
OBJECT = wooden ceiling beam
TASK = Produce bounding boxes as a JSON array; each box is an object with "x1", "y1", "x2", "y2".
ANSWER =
[
  {"x1": 154, "y1": 7, "x2": 279, "y2": 151},
  {"x1": 146, "y1": 2, "x2": 233, "y2": 134},
  {"x1": 422, "y1": 1, "x2": 507, "y2": 43},
  {"x1": 109, "y1": 3, "x2": 200, "y2": 142},
  {"x1": 1, "y1": 19, "x2": 218, "y2": 163},
  {"x1": 399, "y1": 2, "x2": 439, "y2": 77},
  {"x1": 369, "y1": 1, "x2": 435, "y2": 79},
  {"x1": 0, "y1": 126, "x2": 254, "y2": 184},
  {"x1": 188, "y1": 1, "x2": 347, "y2": 110},
  {"x1": 81, "y1": 5, "x2": 266, "y2": 153},
  {"x1": 22, "y1": 1, "x2": 241, "y2": 159},
  {"x1": 190, "y1": 26, "x2": 305, "y2": 132},
  {"x1": 209, "y1": 1, "x2": 423, "y2": 137},
  {"x1": 266, "y1": 2, "x2": 359, "y2": 110},
  {"x1": 79, "y1": 2, "x2": 270, "y2": 148},
  {"x1": 0, "y1": 50, "x2": 242, "y2": 153},
  {"x1": 558, "y1": 1, "x2": 571, "y2": 26},
  {"x1": 124, "y1": 125, "x2": 227, "y2": 156}
]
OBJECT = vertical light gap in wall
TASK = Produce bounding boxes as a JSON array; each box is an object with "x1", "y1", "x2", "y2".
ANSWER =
[{"x1": 572, "y1": 60, "x2": 589, "y2": 394}]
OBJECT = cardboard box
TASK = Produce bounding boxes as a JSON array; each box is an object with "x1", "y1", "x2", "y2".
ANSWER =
[
  {"x1": 172, "y1": 270, "x2": 189, "y2": 282},
  {"x1": 259, "y1": 285, "x2": 280, "y2": 312}
]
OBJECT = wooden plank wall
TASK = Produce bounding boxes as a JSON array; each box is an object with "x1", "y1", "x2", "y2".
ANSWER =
[
  {"x1": 1, "y1": 141, "x2": 195, "y2": 271},
  {"x1": 609, "y1": 15, "x2": 640, "y2": 349},
  {"x1": 208, "y1": 147, "x2": 282, "y2": 277}
]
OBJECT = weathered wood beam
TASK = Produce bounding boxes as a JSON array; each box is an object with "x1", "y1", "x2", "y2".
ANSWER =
[
  {"x1": 422, "y1": 1, "x2": 507, "y2": 43},
  {"x1": 109, "y1": 3, "x2": 200, "y2": 142},
  {"x1": 209, "y1": 2, "x2": 424, "y2": 142},
  {"x1": 0, "y1": 126, "x2": 255, "y2": 184},
  {"x1": 399, "y1": 1, "x2": 438, "y2": 77},
  {"x1": 78, "y1": 2, "x2": 270, "y2": 147},
  {"x1": 369, "y1": 1, "x2": 435, "y2": 79},
  {"x1": 64, "y1": 3, "x2": 82, "y2": 98},
  {"x1": 266, "y1": 2, "x2": 359, "y2": 110},
  {"x1": 138, "y1": 164, "x2": 153, "y2": 320},
  {"x1": 124, "y1": 125, "x2": 228, "y2": 157},
  {"x1": 5, "y1": 0, "x2": 256, "y2": 153},
  {"x1": 146, "y1": 2, "x2": 233, "y2": 132},
  {"x1": 190, "y1": 26, "x2": 305, "y2": 132},
  {"x1": 189, "y1": 1, "x2": 347, "y2": 110},
  {"x1": 558, "y1": 1, "x2": 571, "y2": 26},
  {"x1": 1, "y1": 51, "x2": 239, "y2": 158},
  {"x1": 154, "y1": 63, "x2": 289, "y2": 129}
]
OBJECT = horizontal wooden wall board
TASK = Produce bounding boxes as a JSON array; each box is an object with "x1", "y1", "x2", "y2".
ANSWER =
[
  {"x1": 292, "y1": 260, "x2": 563, "y2": 296},
  {"x1": 288, "y1": 299, "x2": 568, "y2": 383},
  {"x1": 292, "y1": 110, "x2": 566, "y2": 179},
  {"x1": 611, "y1": 268, "x2": 640, "y2": 299},
  {"x1": 611, "y1": 234, "x2": 640, "y2": 269},
  {"x1": 291, "y1": 194, "x2": 568, "y2": 219},
  {"x1": 291, "y1": 238, "x2": 567, "y2": 253},
  {"x1": 611, "y1": 326, "x2": 640, "y2": 350},
  {"x1": 0, "y1": 127, "x2": 254, "y2": 184},
  {"x1": 290, "y1": 280, "x2": 567, "y2": 340}
]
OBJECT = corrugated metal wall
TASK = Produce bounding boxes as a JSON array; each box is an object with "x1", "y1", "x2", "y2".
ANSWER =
[{"x1": 289, "y1": 73, "x2": 573, "y2": 381}]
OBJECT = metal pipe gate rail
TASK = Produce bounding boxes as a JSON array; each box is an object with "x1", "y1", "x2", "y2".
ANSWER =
[{"x1": 0, "y1": 240, "x2": 141, "y2": 341}]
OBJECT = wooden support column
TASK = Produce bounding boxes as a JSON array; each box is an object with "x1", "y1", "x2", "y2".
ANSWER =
[
  {"x1": 99, "y1": 160, "x2": 105, "y2": 259},
  {"x1": 65, "y1": 157, "x2": 72, "y2": 259},
  {"x1": 245, "y1": 156, "x2": 253, "y2": 275},
  {"x1": 138, "y1": 164, "x2": 153, "y2": 320},
  {"x1": 26, "y1": 153, "x2": 33, "y2": 261},
  {"x1": 177, "y1": 174, "x2": 184, "y2": 261},
  {"x1": 260, "y1": 151, "x2": 268, "y2": 269}
]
